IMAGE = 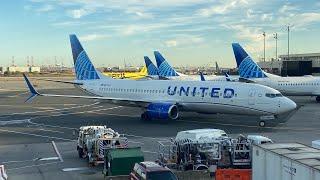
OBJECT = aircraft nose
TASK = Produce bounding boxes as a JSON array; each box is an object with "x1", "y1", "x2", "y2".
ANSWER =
[{"x1": 279, "y1": 97, "x2": 297, "y2": 114}]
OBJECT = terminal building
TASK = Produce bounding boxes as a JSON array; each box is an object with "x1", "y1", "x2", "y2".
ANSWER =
[
  {"x1": 258, "y1": 53, "x2": 320, "y2": 76},
  {"x1": 0, "y1": 66, "x2": 41, "y2": 74}
]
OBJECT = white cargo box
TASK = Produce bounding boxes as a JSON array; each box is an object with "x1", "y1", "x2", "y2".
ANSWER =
[
  {"x1": 175, "y1": 128, "x2": 228, "y2": 143},
  {"x1": 312, "y1": 140, "x2": 320, "y2": 150},
  {"x1": 253, "y1": 143, "x2": 320, "y2": 180}
]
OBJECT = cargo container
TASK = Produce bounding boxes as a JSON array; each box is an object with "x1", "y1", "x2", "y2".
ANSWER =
[
  {"x1": 216, "y1": 169, "x2": 251, "y2": 180},
  {"x1": 253, "y1": 143, "x2": 320, "y2": 180}
]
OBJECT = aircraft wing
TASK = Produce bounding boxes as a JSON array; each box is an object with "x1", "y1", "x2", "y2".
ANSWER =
[
  {"x1": 22, "y1": 74, "x2": 167, "y2": 107},
  {"x1": 35, "y1": 78, "x2": 83, "y2": 85},
  {"x1": 238, "y1": 77, "x2": 256, "y2": 83}
]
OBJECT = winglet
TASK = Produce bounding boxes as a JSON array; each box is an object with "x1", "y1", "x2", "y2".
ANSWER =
[
  {"x1": 23, "y1": 73, "x2": 40, "y2": 102},
  {"x1": 224, "y1": 72, "x2": 231, "y2": 81},
  {"x1": 199, "y1": 72, "x2": 205, "y2": 81}
]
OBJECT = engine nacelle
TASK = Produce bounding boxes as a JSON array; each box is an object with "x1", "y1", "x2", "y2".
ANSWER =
[{"x1": 146, "y1": 103, "x2": 179, "y2": 120}]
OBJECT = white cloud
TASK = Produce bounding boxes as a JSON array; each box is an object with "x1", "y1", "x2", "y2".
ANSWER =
[
  {"x1": 79, "y1": 33, "x2": 108, "y2": 42},
  {"x1": 35, "y1": 4, "x2": 54, "y2": 12},
  {"x1": 164, "y1": 35, "x2": 204, "y2": 48},
  {"x1": 165, "y1": 40, "x2": 177, "y2": 47},
  {"x1": 279, "y1": 4, "x2": 298, "y2": 14},
  {"x1": 67, "y1": 9, "x2": 91, "y2": 19},
  {"x1": 197, "y1": 0, "x2": 249, "y2": 17},
  {"x1": 261, "y1": 13, "x2": 273, "y2": 21}
]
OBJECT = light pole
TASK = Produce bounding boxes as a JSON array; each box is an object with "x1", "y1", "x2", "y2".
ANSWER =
[
  {"x1": 273, "y1": 33, "x2": 278, "y2": 61},
  {"x1": 262, "y1": 31, "x2": 266, "y2": 62}
]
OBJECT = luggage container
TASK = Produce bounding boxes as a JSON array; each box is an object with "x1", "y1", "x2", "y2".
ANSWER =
[
  {"x1": 216, "y1": 169, "x2": 251, "y2": 180},
  {"x1": 253, "y1": 143, "x2": 320, "y2": 180},
  {"x1": 103, "y1": 147, "x2": 144, "y2": 177}
]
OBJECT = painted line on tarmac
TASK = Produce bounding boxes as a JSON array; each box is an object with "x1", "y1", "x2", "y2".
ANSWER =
[
  {"x1": 142, "y1": 150, "x2": 158, "y2": 154},
  {"x1": 7, "y1": 91, "x2": 29, "y2": 97},
  {"x1": 0, "y1": 128, "x2": 75, "y2": 141},
  {"x1": 0, "y1": 102, "x2": 100, "y2": 117},
  {"x1": 123, "y1": 134, "x2": 171, "y2": 141},
  {"x1": 62, "y1": 167, "x2": 90, "y2": 172},
  {"x1": 26, "y1": 106, "x2": 124, "y2": 130},
  {"x1": 128, "y1": 140, "x2": 144, "y2": 145},
  {"x1": 37, "y1": 128, "x2": 65, "y2": 134},
  {"x1": 90, "y1": 112, "x2": 139, "y2": 117},
  {"x1": 7, "y1": 161, "x2": 61, "y2": 171},
  {"x1": 0, "y1": 119, "x2": 31, "y2": 126},
  {"x1": 177, "y1": 119, "x2": 320, "y2": 132},
  {"x1": 52, "y1": 141, "x2": 64, "y2": 162}
]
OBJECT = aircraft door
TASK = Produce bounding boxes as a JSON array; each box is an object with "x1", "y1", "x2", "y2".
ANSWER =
[{"x1": 248, "y1": 89, "x2": 256, "y2": 105}]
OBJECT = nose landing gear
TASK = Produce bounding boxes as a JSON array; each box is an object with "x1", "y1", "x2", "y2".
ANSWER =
[{"x1": 259, "y1": 121, "x2": 266, "y2": 127}]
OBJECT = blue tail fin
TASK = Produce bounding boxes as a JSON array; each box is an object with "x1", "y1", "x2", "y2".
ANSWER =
[
  {"x1": 144, "y1": 56, "x2": 159, "y2": 76},
  {"x1": 70, "y1": 34, "x2": 100, "y2": 80},
  {"x1": 199, "y1": 72, "x2": 205, "y2": 81},
  {"x1": 154, "y1": 51, "x2": 179, "y2": 77},
  {"x1": 232, "y1": 43, "x2": 267, "y2": 79}
]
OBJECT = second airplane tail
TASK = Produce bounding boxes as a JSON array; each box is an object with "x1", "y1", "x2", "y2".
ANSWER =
[{"x1": 232, "y1": 43, "x2": 267, "y2": 79}]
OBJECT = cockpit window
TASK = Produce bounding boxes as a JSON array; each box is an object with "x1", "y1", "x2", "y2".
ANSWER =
[{"x1": 265, "y1": 93, "x2": 283, "y2": 98}]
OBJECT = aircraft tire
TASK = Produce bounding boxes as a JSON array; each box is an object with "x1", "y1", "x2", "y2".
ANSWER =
[
  {"x1": 316, "y1": 96, "x2": 320, "y2": 102},
  {"x1": 259, "y1": 121, "x2": 266, "y2": 127},
  {"x1": 77, "y1": 147, "x2": 83, "y2": 158},
  {"x1": 140, "y1": 112, "x2": 150, "y2": 121}
]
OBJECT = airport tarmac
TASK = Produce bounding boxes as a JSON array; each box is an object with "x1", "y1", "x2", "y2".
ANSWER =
[{"x1": 0, "y1": 80, "x2": 320, "y2": 180}]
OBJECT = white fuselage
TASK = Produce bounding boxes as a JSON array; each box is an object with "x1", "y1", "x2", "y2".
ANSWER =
[
  {"x1": 78, "y1": 78, "x2": 296, "y2": 116},
  {"x1": 251, "y1": 73, "x2": 320, "y2": 96}
]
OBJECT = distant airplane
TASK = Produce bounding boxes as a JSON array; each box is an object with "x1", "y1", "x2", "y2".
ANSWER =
[
  {"x1": 153, "y1": 51, "x2": 227, "y2": 81},
  {"x1": 23, "y1": 35, "x2": 297, "y2": 127},
  {"x1": 103, "y1": 66, "x2": 147, "y2": 80},
  {"x1": 232, "y1": 43, "x2": 320, "y2": 102},
  {"x1": 144, "y1": 56, "x2": 159, "y2": 79}
]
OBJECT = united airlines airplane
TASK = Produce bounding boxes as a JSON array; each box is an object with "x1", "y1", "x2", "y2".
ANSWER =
[
  {"x1": 23, "y1": 35, "x2": 296, "y2": 127},
  {"x1": 144, "y1": 51, "x2": 225, "y2": 81},
  {"x1": 233, "y1": 43, "x2": 320, "y2": 102}
]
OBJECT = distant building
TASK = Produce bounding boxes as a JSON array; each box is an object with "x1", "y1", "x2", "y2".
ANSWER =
[
  {"x1": 257, "y1": 53, "x2": 320, "y2": 76},
  {"x1": 30, "y1": 66, "x2": 40, "y2": 73},
  {"x1": 3, "y1": 66, "x2": 41, "y2": 73},
  {"x1": 279, "y1": 53, "x2": 320, "y2": 76},
  {"x1": 257, "y1": 60, "x2": 282, "y2": 75}
]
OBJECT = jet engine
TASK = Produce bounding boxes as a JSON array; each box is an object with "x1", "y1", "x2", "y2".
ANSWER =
[{"x1": 145, "y1": 103, "x2": 179, "y2": 120}]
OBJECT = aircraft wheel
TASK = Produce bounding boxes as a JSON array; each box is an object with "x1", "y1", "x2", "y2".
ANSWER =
[
  {"x1": 259, "y1": 121, "x2": 266, "y2": 127},
  {"x1": 77, "y1": 147, "x2": 83, "y2": 158},
  {"x1": 140, "y1": 112, "x2": 150, "y2": 121},
  {"x1": 316, "y1": 96, "x2": 320, "y2": 102}
]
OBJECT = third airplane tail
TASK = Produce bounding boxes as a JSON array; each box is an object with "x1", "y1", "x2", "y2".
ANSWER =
[
  {"x1": 154, "y1": 51, "x2": 179, "y2": 77},
  {"x1": 144, "y1": 56, "x2": 159, "y2": 76}
]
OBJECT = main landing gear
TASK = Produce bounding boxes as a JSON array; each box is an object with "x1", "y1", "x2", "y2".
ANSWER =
[
  {"x1": 316, "y1": 96, "x2": 320, "y2": 103},
  {"x1": 140, "y1": 112, "x2": 151, "y2": 121}
]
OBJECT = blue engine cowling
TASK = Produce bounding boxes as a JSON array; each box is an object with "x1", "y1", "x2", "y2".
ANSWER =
[{"x1": 146, "y1": 103, "x2": 179, "y2": 120}]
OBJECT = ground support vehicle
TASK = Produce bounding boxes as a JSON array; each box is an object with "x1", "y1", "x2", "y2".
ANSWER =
[
  {"x1": 76, "y1": 126, "x2": 128, "y2": 166},
  {"x1": 103, "y1": 147, "x2": 144, "y2": 177}
]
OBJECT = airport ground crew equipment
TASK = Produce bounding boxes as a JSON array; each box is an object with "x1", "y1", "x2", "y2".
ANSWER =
[
  {"x1": 103, "y1": 147, "x2": 144, "y2": 177},
  {"x1": 157, "y1": 129, "x2": 268, "y2": 174},
  {"x1": 76, "y1": 126, "x2": 128, "y2": 166}
]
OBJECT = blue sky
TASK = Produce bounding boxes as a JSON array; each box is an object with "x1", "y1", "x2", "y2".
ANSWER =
[{"x1": 1, "y1": 0, "x2": 320, "y2": 67}]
